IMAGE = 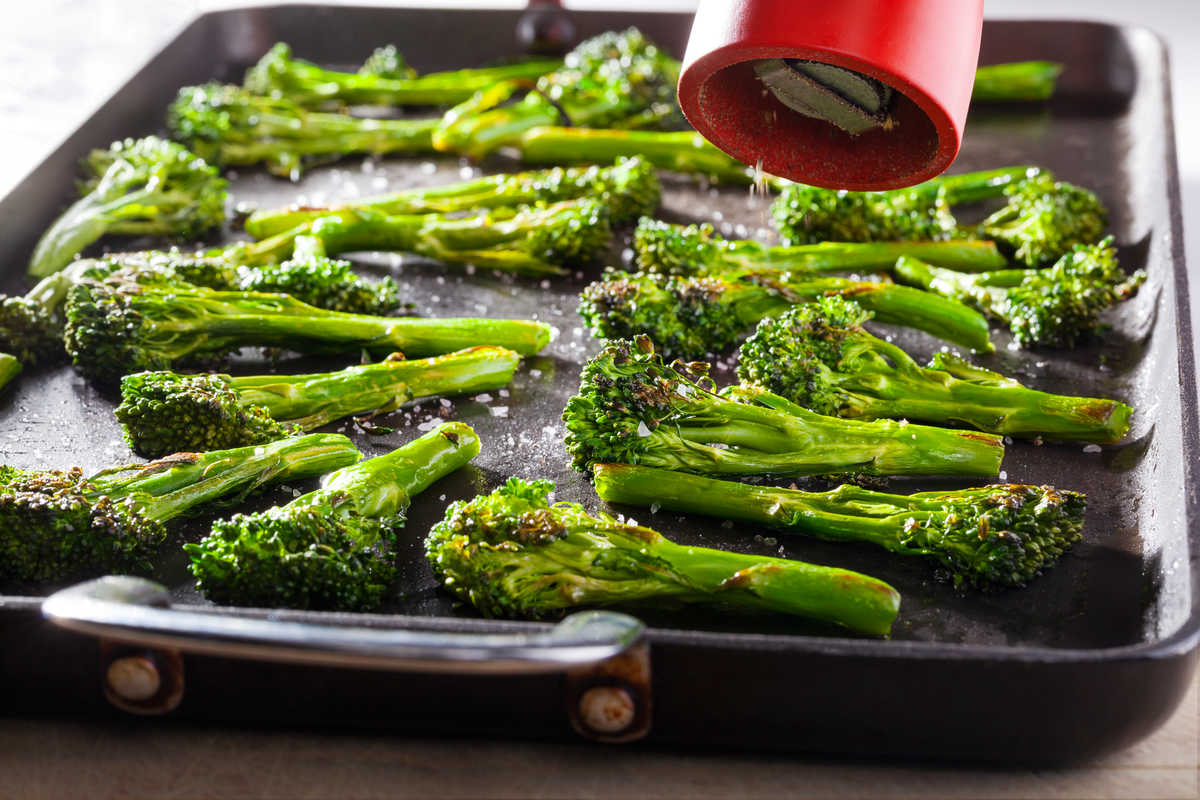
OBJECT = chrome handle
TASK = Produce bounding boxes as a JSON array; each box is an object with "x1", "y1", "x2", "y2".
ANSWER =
[{"x1": 42, "y1": 576, "x2": 645, "y2": 675}]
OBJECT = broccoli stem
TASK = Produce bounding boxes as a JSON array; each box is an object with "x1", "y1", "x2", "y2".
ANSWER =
[
  {"x1": 89, "y1": 432, "x2": 361, "y2": 521},
  {"x1": 229, "y1": 347, "x2": 521, "y2": 429},
  {"x1": 972, "y1": 62, "x2": 1063, "y2": 102},
  {"x1": 316, "y1": 421, "x2": 481, "y2": 518},
  {"x1": 516, "y1": 127, "x2": 755, "y2": 183},
  {"x1": 724, "y1": 241, "x2": 1006, "y2": 275},
  {"x1": 214, "y1": 117, "x2": 439, "y2": 175},
  {"x1": 893, "y1": 255, "x2": 1016, "y2": 316},
  {"x1": 927, "y1": 166, "x2": 1043, "y2": 204},
  {"x1": 835, "y1": 347, "x2": 1131, "y2": 442},
  {"x1": 660, "y1": 390, "x2": 1003, "y2": 478},
  {"x1": 0, "y1": 353, "x2": 19, "y2": 391},
  {"x1": 592, "y1": 463, "x2": 1085, "y2": 590},
  {"x1": 151, "y1": 291, "x2": 552, "y2": 357}
]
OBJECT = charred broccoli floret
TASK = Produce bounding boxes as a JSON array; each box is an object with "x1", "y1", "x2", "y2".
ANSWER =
[
  {"x1": 28, "y1": 136, "x2": 226, "y2": 279},
  {"x1": 562, "y1": 336, "x2": 1004, "y2": 478},
  {"x1": 189, "y1": 422, "x2": 479, "y2": 611},
  {"x1": 168, "y1": 83, "x2": 440, "y2": 179},
  {"x1": 578, "y1": 267, "x2": 993, "y2": 359},
  {"x1": 738, "y1": 297, "x2": 1133, "y2": 442},
  {"x1": 117, "y1": 346, "x2": 520, "y2": 457},
  {"x1": 632, "y1": 217, "x2": 1006, "y2": 276},
  {"x1": 433, "y1": 28, "x2": 683, "y2": 159},
  {"x1": 62, "y1": 277, "x2": 550, "y2": 385},
  {"x1": 245, "y1": 157, "x2": 658, "y2": 239},
  {"x1": 0, "y1": 433, "x2": 359, "y2": 585},
  {"x1": 244, "y1": 41, "x2": 558, "y2": 107},
  {"x1": 893, "y1": 238, "x2": 1145, "y2": 348},
  {"x1": 594, "y1": 464, "x2": 1087, "y2": 591},
  {"x1": 425, "y1": 476, "x2": 901, "y2": 635}
]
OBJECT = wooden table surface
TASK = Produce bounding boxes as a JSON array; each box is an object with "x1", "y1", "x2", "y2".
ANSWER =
[{"x1": 1, "y1": 2, "x2": 1197, "y2": 797}]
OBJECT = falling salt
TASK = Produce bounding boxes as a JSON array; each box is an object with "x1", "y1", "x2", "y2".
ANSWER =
[{"x1": 1083, "y1": 444, "x2": 1102, "y2": 454}]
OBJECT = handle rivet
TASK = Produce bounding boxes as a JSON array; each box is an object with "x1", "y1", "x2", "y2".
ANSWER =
[
  {"x1": 105, "y1": 655, "x2": 161, "y2": 702},
  {"x1": 578, "y1": 685, "x2": 636, "y2": 735}
]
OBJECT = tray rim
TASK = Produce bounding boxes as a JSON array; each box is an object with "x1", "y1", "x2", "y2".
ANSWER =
[{"x1": 0, "y1": 4, "x2": 1196, "y2": 671}]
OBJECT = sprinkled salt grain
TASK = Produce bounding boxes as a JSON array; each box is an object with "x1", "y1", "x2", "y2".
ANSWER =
[
  {"x1": 280, "y1": 485, "x2": 293, "y2": 493},
  {"x1": 465, "y1": 264, "x2": 476, "y2": 275},
  {"x1": 621, "y1": 248, "x2": 634, "y2": 264},
  {"x1": 999, "y1": 471, "x2": 1007, "y2": 481},
  {"x1": 439, "y1": 398, "x2": 452, "y2": 408},
  {"x1": 712, "y1": 210, "x2": 724, "y2": 222},
  {"x1": 371, "y1": 177, "x2": 389, "y2": 190},
  {"x1": 626, "y1": 518, "x2": 638, "y2": 526},
  {"x1": 292, "y1": 489, "x2": 302, "y2": 498},
  {"x1": 361, "y1": 159, "x2": 376, "y2": 173},
  {"x1": 1035, "y1": 361, "x2": 1047, "y2": 368},
  {"x1": 420, "y1": 162, "x2": 437, "y2": 175},
  {"x1": 474, "y1": 393, "x2": 493, "y2": 403},
  {"x1": 530, "y1": 369, "x2": 542, "y2": 378},
  {"x1": 734, "y1": 224, "x2": 748, "y2": 238},
  {"x1": 649, "y1": 503, "x2": 660, "y2": 514},
  {"x1": 436, "y1": 276, "x2": 445, "y2": 285},
  {"x1": 1083, "y1": 444, "x2": 1102, "y2": 454},
  {"x1": 459, "y1": 166, "x2": 475, "y2": 180},
  {"x1": 636, "y1": 420, "x2": 651, "y2": 437},
  {"x1": 439, "y1": 494, "x2": 446, "y2": 501},
  {"x1": 430, "y1": 295, "x2": 440, "y2": 303},
  {"x1": 1003, "y1": 436, "x2": 1013, "y2": 445},
  {"x1": 417, "y1": 418, "x2": 441, "y2": 432},
  {"x1": 753, "y1": 534, "x2": 763, "y2": 543},
  {"x1": 490, "y1": 406, "x2": 509, "y2": 418},
  {"x1": 539, "y1": 279, "x2": 552, "y2": 290},
  {"x1": 763, "y1": 537, "x2": 777, "y2": 547},
  {"x1": 226, "y1": 170, "x2": 239, "y2": 180},
  {"x1": 474, "y1": 303, "x2": 488, "y2": 313},
  {"x1": 499, "y1": 389, "x2": 509, "y2": 398}
]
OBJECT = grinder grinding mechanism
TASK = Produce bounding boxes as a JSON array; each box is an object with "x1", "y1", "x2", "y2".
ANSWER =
[{"x1": 677, "y1": 0, "x2": 985, "y2": 190}]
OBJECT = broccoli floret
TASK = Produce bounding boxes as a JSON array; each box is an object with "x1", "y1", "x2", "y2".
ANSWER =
[
  {"x1": 189, "y1": 422, "x2": 480, "y2": 611},
  {"x1": 116, "y1": 346, "x2": 520, "y2": 457},
  {"x1": 770, "y1": 166, "x2": 1041, "y2": 246},
  {"x1": 433, "y1": 28, "x2": 683, "y2": 158},
  {"x1": 738, "y1": 297, "x2": 1133, "y2": 442},
  {"x1": 978, "y1": 173, "x2": 1108, "y2": 266},
  {"x1": 562, "y1": 335, "x2": 1004, "y2": 478},
  {"x1": 425, "y1": 476, "x2": 900, "y2": 635},
  {"x1": 0, "y1": 433, "x2": 359, "y2": 585},
  {"x1": 62, "y1": 277, "x2": 550, "y2": 386},
  {"x1": 578, "y1": 267, "x2": 993, "y2": 359},
  {"x1": 894, "y1": 237, "x2": 1145, "y2": 348},
  {"x1": 28, "y1": 136, "x2": 226, "y2": 278},
  {"x1": 594, "y1": 463, "x2": 1087, "y2": 591}
]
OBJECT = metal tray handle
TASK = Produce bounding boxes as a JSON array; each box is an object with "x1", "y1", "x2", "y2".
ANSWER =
[{"x1": 42, "y1": 576, "x2": 645, "y2": 675}]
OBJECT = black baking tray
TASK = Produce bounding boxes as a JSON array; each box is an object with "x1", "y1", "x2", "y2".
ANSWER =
[{"x1": 0, "y1": 5, "x2": 1196, "y2": 764}]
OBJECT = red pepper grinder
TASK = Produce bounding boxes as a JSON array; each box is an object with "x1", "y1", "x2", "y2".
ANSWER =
[{"x1": 677, "y1": 0, "x2": 985, "y2": 190}]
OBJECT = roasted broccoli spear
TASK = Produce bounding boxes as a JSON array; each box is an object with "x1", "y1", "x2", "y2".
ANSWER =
[
  {"x1": 972, "y1": 61, "x2": 1063, "y2": 102},
  {"x1": 514, "y1": 127, "x2": 755, "y2": 184},
  {"x1": 117, "y1": 346, "x2": 521, "y2": 457},
  {"x1": 168, "y1": 83, "x2": 440, "y2": 179},
  {"x1": 62, "y1": 277, "x2": 551, "y2": 385},
  {"x1": 977, "y1": 172, "x2": 1107, "y2": 266},
  {"x1": 0, "y1": 433, "x2": 360, "y2": 585},
  {"x1": 244, "y1": 41, "x2": 560, "y2": 107},
  {"x1": 579, "y1": 267, "x2": 993, "y2": 359},
  {"x1": 738, "y1": 297, "x2": 1133, "y2": 443},
  {"x1": 28, "y1": 136, "x2": 227, "y2": 279},
  {"x1": 893, "y1": 238, "x2": 1145, "y2": 348},
  {"x1": 252, "y1": 197, "x2": 611, "y2": 277},
  {"x1": 425, "y1": 476, "x2": 900, "y2": 635},
  {"x1": 593, "y1": 464, "x2": 1086, "y2": 591},
  {"x1": 632, "y1": 217, "x2": 1006, "y2": 276},
  {"x1": 770, "y1": 166, "x2": 1041, "y2": 246},
  {"x1": 189, "y1": 422, "x2": 480, "y2": 611},
  {"x1": 433, "y1": 28, "x2": 683, "y2": 159},
  {"x1": 562, "y1": 336, "x2": 1004, "y2": 478},
  {"x1": 245, "y1": 157, "x2": 659, "y2": 239},
  {"x1": 0, "y1": 354, "x2": 19, "y2": 392}
]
